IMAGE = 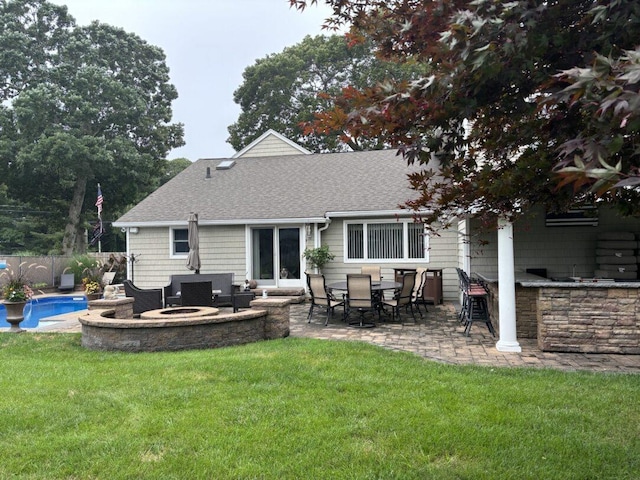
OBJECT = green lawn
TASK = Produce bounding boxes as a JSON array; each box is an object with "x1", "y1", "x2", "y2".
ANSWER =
[{"x1": 0, "y1": 333, "x2": 638, "y2": 479}]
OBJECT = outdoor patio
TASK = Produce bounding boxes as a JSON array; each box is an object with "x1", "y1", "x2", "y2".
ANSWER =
[{"x1": 30, "y1": 300, "x2": 640, "y2": 373}]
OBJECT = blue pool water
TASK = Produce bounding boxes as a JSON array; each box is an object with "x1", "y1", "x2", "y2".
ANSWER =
[{"x1": 0, "y1": 296, "x2": 88, "y2": 329}]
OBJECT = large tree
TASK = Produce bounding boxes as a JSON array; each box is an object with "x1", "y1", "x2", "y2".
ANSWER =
[
  {"x1": 162, "y1": 157, "x2": 192, "y2": 186},
  {"x1": 228, "y1": 34, "x2": 425, "y2": 153},
  {"x1": 291, "y1": 0, "x2": 640, "y2": 228},
  {"x1": 1, "y1": 0, "x2": 184, "y2": 254}
]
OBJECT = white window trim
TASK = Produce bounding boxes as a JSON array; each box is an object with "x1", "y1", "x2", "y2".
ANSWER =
[
  {"x1": 343, "y1": 220, "x2": 429, "y2": 263},
  {"x1": 170, "y1": 226, "x2": 189, "y2": 259},
  {"x1": 244, "y1": 224, "x2": 305, "y2": 287}
]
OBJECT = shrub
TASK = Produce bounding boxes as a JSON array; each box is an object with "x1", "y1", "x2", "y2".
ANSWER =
[{"x1": 303, "y1": 245, "x2": 335, "y2": 271}]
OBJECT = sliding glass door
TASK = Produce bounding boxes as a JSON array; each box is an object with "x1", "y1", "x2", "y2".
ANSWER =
[{"x1": 251, "y1": 227, "x2": 302, "y2": 287}]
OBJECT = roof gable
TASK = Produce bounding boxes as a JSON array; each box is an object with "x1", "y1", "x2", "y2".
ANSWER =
[{"x1": 232, "y1": 129, "x2": 311, "y2": 158}]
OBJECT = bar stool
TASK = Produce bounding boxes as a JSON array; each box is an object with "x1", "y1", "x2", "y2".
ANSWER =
[
  {"x1": 456, "y1": 268, "x2": 496, "y2": 337},
  {"x1": 463, "y1": 286, "x2": 496, "y2": 337}
]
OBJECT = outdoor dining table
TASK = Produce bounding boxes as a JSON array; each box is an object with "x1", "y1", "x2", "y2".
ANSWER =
[
  {"x1": 327, "y1": 279, "x2": 402, "y2": 327},
  {"x1": 326, "y1": 280, "x2": 401, "y2": 292}
]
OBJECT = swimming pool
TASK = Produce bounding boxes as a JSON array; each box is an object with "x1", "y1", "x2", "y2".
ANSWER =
[{"x1": 0, "y1": 296, "x2": 88, "y2": 329}]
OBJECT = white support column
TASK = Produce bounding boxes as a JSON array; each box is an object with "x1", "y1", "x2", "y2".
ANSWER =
[{"x1": 496, "y1": 217, "x2": 521, "y2": 352}]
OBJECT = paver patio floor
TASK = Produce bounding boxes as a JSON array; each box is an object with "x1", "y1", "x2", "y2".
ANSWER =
[
  {"x1": 291, "y1": 302, "x2": 640, "y2": 373},
  {"x1": 18, "y1": 300, "x2": 640, "y2": 373}
]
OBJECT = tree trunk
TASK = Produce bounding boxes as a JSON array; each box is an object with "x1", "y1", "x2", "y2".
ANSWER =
[
  {"x1": 61, "y1": 174, "x2": 88, "y2": 256},
  {"x1": 75, "y1": 224, "x2": 88, "y2": 252}
]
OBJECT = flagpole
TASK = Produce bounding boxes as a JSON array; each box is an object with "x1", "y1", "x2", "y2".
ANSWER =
[{"x1": 96, "y1": 184, "x2": 103, "y2": 253}]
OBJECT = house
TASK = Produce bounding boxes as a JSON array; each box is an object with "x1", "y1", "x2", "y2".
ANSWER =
[
  {"x1": 114, "y1": 130, "x2": 640, "y2": 353},
  {"x1": 113, "y1": 130, "x2": 461, "y2": 299}
]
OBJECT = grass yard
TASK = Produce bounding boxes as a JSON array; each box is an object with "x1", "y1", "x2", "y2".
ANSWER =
[{"x1": 0, "y1": 333, "x2": 638, "y2": 479}]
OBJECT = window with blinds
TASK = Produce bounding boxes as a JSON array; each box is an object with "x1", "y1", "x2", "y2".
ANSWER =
[{"x1": 345, "y1": 221, "x2": 428, "y2": 261}]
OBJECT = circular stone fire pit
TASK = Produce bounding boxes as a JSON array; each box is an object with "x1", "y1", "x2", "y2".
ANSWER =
[
  {"x1": 79, "y1": 298, "x2": 290, "y2": 352},
  {"x1": 140, "y1": 306, "x2": 219, "y2": 320}
]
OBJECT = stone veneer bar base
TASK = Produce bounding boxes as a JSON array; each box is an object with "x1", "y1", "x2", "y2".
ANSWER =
[
  {"x1": 533, "y1": 284, "x2": 640, "y2": 354},
  {"x1": 483, "y1": 283, "x2": 538, "y2": 339},
  {"x1": 80, "y1": 297, "x2": 290, "y2": 352},
  {"x1": 483, "y1": 280, "x2": 639, "y2": 353}
]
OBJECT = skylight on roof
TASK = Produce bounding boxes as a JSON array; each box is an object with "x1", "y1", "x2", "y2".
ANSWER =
[{"x1": 216, "y1": 160, "x2": 236, "y2": 170}]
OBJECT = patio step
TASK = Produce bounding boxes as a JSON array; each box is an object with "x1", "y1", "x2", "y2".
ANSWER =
[{"x1": 250, "y1": 288, "x2": 306, "y2": 304}]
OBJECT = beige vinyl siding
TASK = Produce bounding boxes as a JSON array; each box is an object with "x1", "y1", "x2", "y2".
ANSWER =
[
  {"x1": 128, "y1": 225, "x2": 247, "y2": 289},
  {"x1": 238, "y1": 135, "x2": 304, "y2": 158},
  {"x1": 469, "y1": 206, "x2": 640, "y2": 279},
  {"x1": 428, "y1": 226, "x2": 460, "y2": 300},
  {"x1": 128, "y1": 228, "x2": 171, "y2": 288},
  {"x1": 317, "y1": 218, "x2": 460, "y2": 301},
  {"x1": 202, "y1": 225, "x2": 246, "y2": 278}
]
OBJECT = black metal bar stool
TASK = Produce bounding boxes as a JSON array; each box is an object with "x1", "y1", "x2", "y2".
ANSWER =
[{"x1": 456, "y1": 268, "x2": 496, "y2": 337}]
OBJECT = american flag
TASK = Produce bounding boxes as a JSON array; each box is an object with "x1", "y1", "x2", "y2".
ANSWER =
[{"x1": 95, "y1": 184, "x2": 104, "y2": 217}]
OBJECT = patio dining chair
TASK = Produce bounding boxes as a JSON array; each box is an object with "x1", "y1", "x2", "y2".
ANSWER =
[
  {"x1": 180, "y1": 281, "x2": 213, "y2": 307},
  {"x1": 361, "y1": 265, "x2": 385, "y2": 303},
  {"x1": 382, "y1": 271, "x2": 417, "y2": 322},
  {"x1": 306, "y1": 273, "x2": 344, "y2": 326},
  {"x1": 360, "y1": 265, "x2": 382, "y2": 282},
  {"x1": 411, "y1": 268, "x2": 428, "y2": 317},
  {"x1": 344, "y1": 274, "x2": 378, "y2": 328}
]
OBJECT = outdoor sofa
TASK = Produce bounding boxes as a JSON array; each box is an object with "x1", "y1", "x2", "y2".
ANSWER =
[{"x1": 163, "y1": 273, "x2": 254, "y2": 311}]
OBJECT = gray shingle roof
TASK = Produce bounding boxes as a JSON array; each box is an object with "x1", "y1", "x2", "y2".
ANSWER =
[{"x1": 115, "y1": 149, "x2": 424, "y2": 225}]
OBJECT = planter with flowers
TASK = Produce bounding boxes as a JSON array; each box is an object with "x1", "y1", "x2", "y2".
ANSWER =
[
  {"x1": 1, "y1": 263, "x2": 45, "y2": 332},
  {"x1": 82, "y1": 277, "x2": 102, "y2": 300},
  {"x1": 66, "y1": 255, "x2": 106, "y2": 300}
]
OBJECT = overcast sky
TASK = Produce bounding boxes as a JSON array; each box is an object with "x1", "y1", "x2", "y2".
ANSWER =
[{"x1": 50, "y1": 0, "x2": 335, "y2": 160}]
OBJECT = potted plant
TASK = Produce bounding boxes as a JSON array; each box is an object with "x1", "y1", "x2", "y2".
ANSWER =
[
  {"x1": 303, "y1": 245, "x2": 335, "y2": 273},
  {"x1": 82, "y1": 277, "x2": 102, "y2": 300},
  {"x1": 1, "y1": 262, "x2": 45, "y2": 332},
  {"x1": 67, "y1": 255, "x2": 105, "y2": 299}
]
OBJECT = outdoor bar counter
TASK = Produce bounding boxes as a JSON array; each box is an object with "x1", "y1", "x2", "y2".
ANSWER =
[{"x1": 475, "y1": 272, "x2": 640, "y2": 354}]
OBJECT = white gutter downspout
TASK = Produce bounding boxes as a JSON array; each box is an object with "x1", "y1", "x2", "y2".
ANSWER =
[
  {"x1": 316, "y1": 218, "x2": 331, "y2": 248},
  {"x1": 304, "y1": 218, "x2": 331, "y2": 276}
]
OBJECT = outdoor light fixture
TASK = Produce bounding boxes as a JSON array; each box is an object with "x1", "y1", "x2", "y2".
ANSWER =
[{"x1": 130, "y1": 227, "x2": 139, "y2": 234}]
